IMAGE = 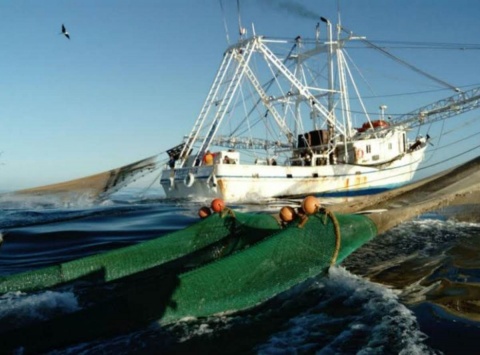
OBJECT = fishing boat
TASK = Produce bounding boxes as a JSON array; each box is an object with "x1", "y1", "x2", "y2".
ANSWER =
[{"x1": 158, "y1": 18, "x2": 480, "y2": 203}]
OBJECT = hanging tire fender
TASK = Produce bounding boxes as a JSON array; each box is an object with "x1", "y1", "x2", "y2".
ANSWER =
[
  {"x1": 184, "y1": 173, "x2": 195, "y2": 187},
  {"x1": 206, "y1": 173, "x2": 217, "y2": 188}
]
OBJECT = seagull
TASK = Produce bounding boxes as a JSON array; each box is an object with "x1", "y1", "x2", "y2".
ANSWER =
[{"x1": 61, "y1": 24, "x2": 70, "y2": 39}]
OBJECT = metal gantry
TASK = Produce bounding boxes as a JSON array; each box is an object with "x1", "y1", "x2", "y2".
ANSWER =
[
  {"x1": 179, "y1": 28, "x2": 480, "y2": 168},
  {"x1": 393, "y1": 87, "x2": 480, "y2": 129}
]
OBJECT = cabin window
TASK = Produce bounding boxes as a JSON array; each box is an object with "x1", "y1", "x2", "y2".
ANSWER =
[{"x1": 366, "y1": 145, "x2": 371, "y2": 154}]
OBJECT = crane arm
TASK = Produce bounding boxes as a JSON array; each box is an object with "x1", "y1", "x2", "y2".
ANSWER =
[{"x1": 392, "y1": 87, "x2": 480, "y2": 129}]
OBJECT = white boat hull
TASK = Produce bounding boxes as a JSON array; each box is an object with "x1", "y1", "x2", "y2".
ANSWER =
[{"x1": 160, "y1": 149, "x2": 425, "y2": 202}]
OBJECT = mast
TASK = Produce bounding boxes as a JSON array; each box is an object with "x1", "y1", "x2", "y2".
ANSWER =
[
  {"x1": 321, "y1": 16, "x2": 336, "y2": 164},
  {"x1": 294, "y1": 36, "x2": 302, "y2": 141}
]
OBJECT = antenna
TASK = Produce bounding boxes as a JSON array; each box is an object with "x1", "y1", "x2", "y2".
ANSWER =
[
  {"x1": 379, "y1": 105, "x2": 388, "y2": 120},
  {"x1": 219, "y1": 0, "x2": 231, "y2": 44},
  {"x1": 237, "y1": 0, "x2": 246, "y2": 38},
  {"x1": 336, "y1": 0, "x2": 342, "y2": 28}
]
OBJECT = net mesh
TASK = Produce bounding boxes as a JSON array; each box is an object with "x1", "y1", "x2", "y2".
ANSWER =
[
  {"x1": 0, "y1": 210, "x2": 377, "y2": 328},
  {"x1": 0, "y1": 211, "x2": 281, "y2": 294},
  {"x1": 161, "y1": 212, "x2": 377, "y2": 323},
  {"x1": 14, "y1": 155, "x2": 159, "y2": 199}
]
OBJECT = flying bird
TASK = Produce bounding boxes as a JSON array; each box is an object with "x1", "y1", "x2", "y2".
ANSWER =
[{"x1": 61, "y1": 24, "x2": 70, "y2": 39}]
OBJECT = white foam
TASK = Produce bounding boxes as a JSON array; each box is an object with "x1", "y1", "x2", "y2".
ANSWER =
[
  {"x1": 0, "y1": 290, "x2": 80, "y2": 330},
  {"x1": 255, "y1": 267, "x2": 436, "y2": 354},
  {"x1": 0, "y1": 192, "x2": 97, "y2": 210}
]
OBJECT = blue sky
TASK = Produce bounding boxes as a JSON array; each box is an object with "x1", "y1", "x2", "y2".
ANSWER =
[{"x1": 1, "y1": 0, "x2": 480, "y2": 190}]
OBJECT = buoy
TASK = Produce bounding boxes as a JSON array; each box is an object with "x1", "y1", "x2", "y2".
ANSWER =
[
  {"x1": 279, "y1": 206, "x2": 296, "y2": 223},
  {"x1": 302, "y1": 195, "x2": 320, "y2": 215},
  {"x1": 198, "y1": 206, "x2": 211, "y2": 219},
  {"x1": 211, "y1": 198, "x2": 225, "y2": 213}
]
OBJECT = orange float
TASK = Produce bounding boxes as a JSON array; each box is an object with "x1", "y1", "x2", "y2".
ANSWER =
[
  {"x1": 211, "y1": 198, "x2": 226, "y2": 213},
  {"x1": 198, "y1": 206, "x2": 212, "y2": 219},
  {"x1": 301, "y1": 195, "x2": 321, "y2": 215},
  {"x1": 279, "y1": 206, "x2": 296, "y2": 223}
]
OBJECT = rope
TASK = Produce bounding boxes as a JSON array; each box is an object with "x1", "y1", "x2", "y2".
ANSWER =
[
  {"x1": 220, "y1": 207, "x2": 236, "y2": 219},
  {"x1": 318, "y1": 207, "x2": 342, "y2": 266},
  {"x1": 216, "y1": 207, "x2": 239, "y2": 258},
  {"x1": 296, "y1": 207, "x2": 342, "y2": 266}
]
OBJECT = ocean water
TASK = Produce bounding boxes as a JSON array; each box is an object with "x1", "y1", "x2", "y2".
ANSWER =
[{"x1": 0, "y1": 190, "x2": 479, "y2": 354}]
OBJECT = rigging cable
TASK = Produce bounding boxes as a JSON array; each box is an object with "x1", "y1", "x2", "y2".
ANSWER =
[
  {"x1": 229, "y1": 42, "x2": 299, "y2": 138},
  {"x1": 427, "y1": 125, "x2": 480, "y2": 155},
  {"x1": 362, "y1": 40, "x2": 480, "y2": 50},
  {"x1": 340, "y1": 26, "x2": 461, "y2": 93},
  {"x1": 138, "y1": 162, "x2": 166, "y2": 199}
]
